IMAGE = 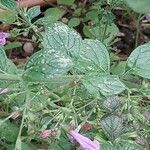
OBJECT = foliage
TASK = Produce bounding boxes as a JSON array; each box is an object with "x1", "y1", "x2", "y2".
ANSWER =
[{"x1": 0, "y1": 0, "x2": 150, "y2": 150}]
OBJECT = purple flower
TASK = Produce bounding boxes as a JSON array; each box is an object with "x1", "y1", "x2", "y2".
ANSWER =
[
  {"x1": 39, "y1": 129, "x2": 58, "y2": 138},
  {"x1": 146, "y1": 14, "x2": 150, "y2": 22},
  {"x1": 0, "y1": 32, "x2": 9, "y2": 45},
  {"x1": 69, "y1": 130, "x2": 100, "y2": 150}
]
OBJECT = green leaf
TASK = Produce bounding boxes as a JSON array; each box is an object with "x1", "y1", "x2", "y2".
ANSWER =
[
  {"x1": 57, "y1": 0, "x2": 75, "y2": 5},
  {"x1": 101, "y1": 142, "x2": 116, "y2": 150},
  {"x1": 125, "y1": 0, "x2": 150, "y2": 13},
  {"x1": 101, "y1": 115, "x2": 123, "y2": 140},
  {"x1": 102, "y1": 96, "x2": 119, "y2": 112},
  {"x1": 27, "y1": 5, "x2": 41, "y2": 20},
  {"x1": 23, "y1": 49, "x2": 73, "y2": 81},
  {"x1": 45, "y1": 8, "x2": 64, "y2": 22},
  {"x1": 0, "y1": 10, "x2": 17, "y2": 23},
  {"x1": 0, "y1": 46, "x2": 18, "y2": 74},
  {"x1": 0, "y1": 0, "x2": 17, "y2": 10},
  {"x1": 83, "y1": 74, "x2": 125, "y2": 96},
  {"x1": 127, "y1": 43, "x2": 150, "y2": 79},
  {"x1": 4, "y1": 42, "x2": 22, "y2": 50},
  {"x1": 76, "y1": 39, "x2": 110, "y2": 73},
  {"x1": 68, "y1": 18, "x2": 80, "y2": 27},
  {"x1": 0, "y1": 120, "x2": 19, "y2": 142},
  {"x1": 43, "y1": 22, "x2": 82, "y2": 58}
]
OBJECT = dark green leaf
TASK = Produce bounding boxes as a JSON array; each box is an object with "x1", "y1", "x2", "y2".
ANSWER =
[
  {"x1": 0, "y1": 0, "x2": 17, "y2": 10},
  {"x1": 57, "y1": 0, "x2": 75, "y2": 6},
  {"x1": 101, "y1": 115, "x2": 123, "y2": 140},
  {"x1": 127, "y1": 43, "x2": 150, "y2": 79},
  {"x1": 4, "y1": 42, "x2": 22, "y2": 50}
]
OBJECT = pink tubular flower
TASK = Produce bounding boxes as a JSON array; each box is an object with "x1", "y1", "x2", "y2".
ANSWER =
[
  {"x1": 0, "y1": 32, "x2": 9, "y2": 45},
  {"x1": 69, "y1": 130, "x2": 100, "y2": 150}
]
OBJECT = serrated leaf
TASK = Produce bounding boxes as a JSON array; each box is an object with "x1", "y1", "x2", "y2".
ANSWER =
[
  {"x1": 83, "y1": 74, "x2": 125, "y2": 96},
  {"x1": 101, "y1": 115, "x2": 123, "y2": 140},
  {"x1": 127, "y1": 43, "x2": 150, "y2": 79},
  {"x1": 0, "y1": 0, "x2": 17, "y2": 10},
  {"x1": 45, "y1": 8, "x2": 65, "y2": 22},
  {"x1": 102, "y1": 96, "x2": 119, "y2": 112},
  {"x1": 43, "y1": 22, "x2": 82, "y2": 58},
  {"x1": 125, "y1": 0, "x2": 150, "y2": 13},
  {"x1": 76, "y1": 39, "x2": 110, "y2": 73},
  {"x1": 23, "y1": 49, "x2": 73, "y2": 81},
  {"x1": 0, "y1": 46, "x2": 18, "y2": 74},
  {"x1": 57, "y1": 0, "x2": 75, "y2": 6},
  {"x1": 27, "y1": 5, "x2": 41, "y2": 20}
]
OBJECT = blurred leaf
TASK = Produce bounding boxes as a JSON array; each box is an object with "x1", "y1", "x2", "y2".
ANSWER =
[
  {"x1": 0, "y1": 0, "x2": 17, "y2": 10},
  {"x1": 27, "y1": 5, "x2": 41, "y2": 20},
  {"x1": 125, "y1": 0, "x2": 150, "y2": 13},
  {"x1": 127, "y1": 43, "x2": 150, "y2": 79},
  {"x1": 23, "y1": 49, "x2": 73, "y2": 81},
  {"x1": 0, "y1": 120, "x2": 19, "y2": 142},
  {"x1": 76, "y1": 39, "x2": 110, "y2": 73},
  {"x1": 0, "y1": 10, "x2": 17, "y2": 23},
  {"x1": 102, "y1": 96, "x2": 119, "y2": 112},
  {"x1": 43, "y1": 22, "x2": 82, "y2": 58},
  {"x1": 45, "y1": 8, "x2": 65, "y2": 22},
  {"x1": 68, "y1": 18, "x2": 80, "y2": 27},
  {"x1": 0, "y1": 46, "x2": 18, "y2": 74},
  {"x1": 83, "y1": 74, "x2": 125, "y2": 96},
  {"x1": 101, "y1": 115, "x2": 123, "y2": 140},
  {"x1": 4, "y1": 42, "x2": 22, "y2": 50},
  {"x1": 101, "y1": 142, "x2": 116, "y2": 150},
  {"x1": 57, "y1": 0, "x2": 75, "y2": 6}
]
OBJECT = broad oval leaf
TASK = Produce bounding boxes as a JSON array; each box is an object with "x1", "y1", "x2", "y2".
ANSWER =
[
  {"x1": 82, "y1": 74, "x2": 125, "y2": 96},
  {"x1": 127, "y1": 43, "x2": 150, "y2": 79},
  {"x1": 125, "y1": 0, "x2": 150, "y2": 13},
  {"x1": 23, "y1": 49, "x2": 73, "y2": 81},
  {"x1": 102, "y1": 96, "x2": 119, "y2": 112},
  {"x1": 43, "y1": 22, "x2": 82, "y2": 58},
  {"x1": 27, "y1": 6, "x2": 41, "y2": 20},
  {"x1": 76, "y1": 39, "x2": 110, "y2": 73},
  {"x1": 0, "y1": 0, "x2": 17, "y2": 10},
  {"x1": 101, "y1": 115, "x2": 123, "y2": 140}
]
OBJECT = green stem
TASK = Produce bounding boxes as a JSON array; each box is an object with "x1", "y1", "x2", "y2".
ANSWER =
[{"x1": 102, "y1": 22, "x2": 108, "y2": 42}]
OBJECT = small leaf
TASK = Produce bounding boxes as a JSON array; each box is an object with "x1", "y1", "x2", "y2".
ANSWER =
[
  {"x1": 76, "y1": 39, "x2": 110, "y2": 73},
  {"x1": 101, "y1": 115, "x2": 123, "y2": 140},
  {"x1": 0, "y1": 46, "x2": 18, "y2": 74},
  {"x1": 125, "y1": 0, "x2": 150, "y2": 13},
  {"x1": 127, "y1": 43, "x2": 150, "y2": 79},
  {"x1": 57, "y1": 0, "x2": 75, "y2": 6},
  {"x1": 45, "y1": 8, "x2": 65, "y2": 22},
  {"x1": 102, "y1": 96, "x2": 119, "y2": 112},
  {"x1": 27, "y1": 5, "x2": 41, "y2": 20},
  {"x1": 68, "y1": 18, "x2": 80, "y2": 27},
  {"x1": 83, "y1": 74, "x2": 125, "y2": 96},
  {"x1": 43, "y1": 22, "x2": 82, "y2": 58},
  {"x1": 23, "y1": 49, "x2": 73, "y2": 81},
  {"x1": 4, "y1": 42, "x2": 22, "y2": 50},
  {"x1": 0, "y1": 0, "x2": 17, "y2": 10}
]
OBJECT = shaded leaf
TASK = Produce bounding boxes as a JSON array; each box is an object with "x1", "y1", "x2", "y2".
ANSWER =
[
  {"x1": 57, "y1": 0, "x2": 75, "y2": 6},
  {"x1": 101, "y1": 115, "x2": 123, "y2": 140}
]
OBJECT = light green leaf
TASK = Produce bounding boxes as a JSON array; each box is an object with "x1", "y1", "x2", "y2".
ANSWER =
[
  {"x1": 0, "y1": 0, "x2": 17, "y2": 10},
  {"x1": 83, "y1": 74, "x2": 125, "y2": 96},
  {"x1": 101, "y1": 142, "x2": 116, "y2": 150},
  {"x1": 4, "y1": 42, "x2": 22, "y2": 50},
  {"x1": 27, "y1": 5, "x2": 41, "y2": 20},
  {"x1": 125, "y1": 0, "x2": 150, "y2": 13},
  {"x1": 127, "y1": 43, "x2": 150, "y2": 79},
  {"x1": 45, "y1": 8, "x2": 64, "y2": 22},
  {"x1": 23, "y1": 49, "x2": 73, "y2": 81},
  {"x1": 57, "y1": 0, "x2": 75, "y2": 6},
  {"x1": 0, "y1": 46, "x2": 18, "y2": 74},
  {"x1": 77, "y1": 39, "x2": 110, "y2": 73},
  {"x1": 68, "y1": 18, "x2": 80, "y2": 27},
  {"x1": 0, "y1": 10, "x2": 17, "y2": 23},
  {"x1": 101, "y1": 115, "x2": 123, "y2": 140},
  {"x1": 43, "y1": 22, "x2": 82, "y2": 58}
]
